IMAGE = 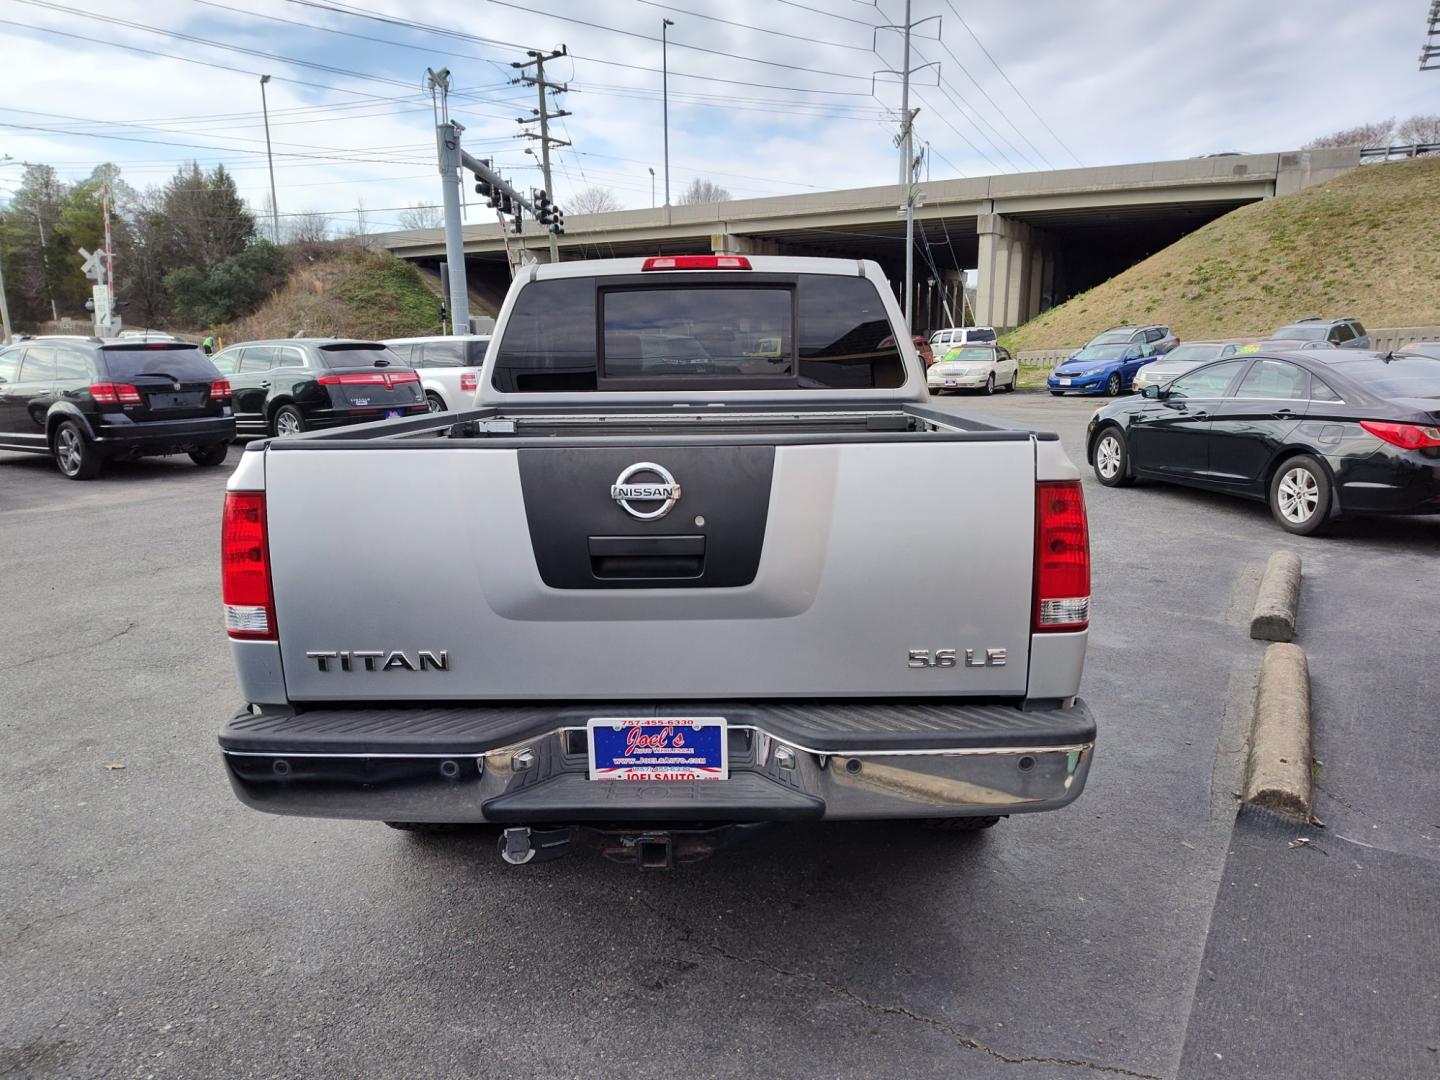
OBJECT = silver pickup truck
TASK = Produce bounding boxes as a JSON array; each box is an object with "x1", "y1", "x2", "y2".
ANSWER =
[{"x1": 219, "y1": 255, "x2": 1095, "y2": 867}]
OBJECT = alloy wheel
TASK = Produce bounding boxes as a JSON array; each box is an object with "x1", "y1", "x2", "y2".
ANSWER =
[
  {"x1": 426, "y1": 394, "x2": 444, "y2": 414},
  {"x1": 1277, "y1": 467, "x2": 1319, "y2": 524},
  {"x1": 56, "y1": 427, "x2": 82, "y2": 476},
  {"x1": 1096, "y1": 435, "x2": 1122, "y2": 480},
  {"x1": 1107, "y1": 373, "x2": 1122, "y2": 396},
  {"x1": 275, "y1": 411, "x2": 301, "y2": 437}
]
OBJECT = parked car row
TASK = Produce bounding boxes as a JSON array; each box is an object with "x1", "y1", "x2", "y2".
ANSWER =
[
  {"x1": 1050, "y1": 317, "x2": 1372, "y2": 397},
  {"x1": 0, "y1": 331, "x2": 499, "y2": 479}
]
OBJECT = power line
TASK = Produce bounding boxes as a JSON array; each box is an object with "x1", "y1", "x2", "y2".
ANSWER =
[
  {"x1": 911, "y1": 89, "x2": 1007, "y2": 174},
  {"x1": 631, "y1": 0, "x2": 872, "y2": 52},
  {"x1": 773, "y1": 0, "x2": 878, "y2": 28},
  {"x1": 13, "y1": 0, "x2": 421, "y2": 93},
  {"x1": 925, "y1": 37, "x2": 1051, "y2": 170},
  {"x1": 939, "y1": 0, "x2": 1083, "y2": 166},
  {"x1": 482, "y1": 0, "x2": 874, "y2": 83},
  {"x1": 288, "y1": 0, "x2": 876, "y2": 97}
]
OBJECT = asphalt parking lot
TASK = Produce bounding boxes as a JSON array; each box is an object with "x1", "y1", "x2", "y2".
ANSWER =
[{"x1": 2, "y1": 392, "x2": 1437, "y2": 1080}]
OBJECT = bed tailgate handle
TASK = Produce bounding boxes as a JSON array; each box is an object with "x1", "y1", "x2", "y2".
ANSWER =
[{"x1": 587, "y1": 535, "x2": 706, "y2": 580}]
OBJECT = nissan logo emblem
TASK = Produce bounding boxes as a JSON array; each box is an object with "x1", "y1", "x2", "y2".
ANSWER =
[{"x1": 610, "y1": 462, "x2": 681, "y2": 520}]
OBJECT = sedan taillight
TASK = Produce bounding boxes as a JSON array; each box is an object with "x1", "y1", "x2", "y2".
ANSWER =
[
  {"x1": 1359, "y1": 420, "x2": 1440, "y2": 450},
  {"x1": 90, "y1": 382, "x2": 142, "y2": 405}
]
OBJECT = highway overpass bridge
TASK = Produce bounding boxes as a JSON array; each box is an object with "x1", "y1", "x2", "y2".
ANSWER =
[{"x1": 371, "y1": 147, "x2": 1360, "y2": 334}]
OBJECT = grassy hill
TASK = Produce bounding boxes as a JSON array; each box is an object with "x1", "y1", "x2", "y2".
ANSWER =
[
  {"x1": 1005, "y1": 156, "x2": 1440, "y2": 352},
  {"x1": 226, "y1": 247, "x2": 442, "y2": 342}
]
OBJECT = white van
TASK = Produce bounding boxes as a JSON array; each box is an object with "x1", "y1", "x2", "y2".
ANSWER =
[{"x1": 929, "y1": 326, "x2": 997, "y2": 350}]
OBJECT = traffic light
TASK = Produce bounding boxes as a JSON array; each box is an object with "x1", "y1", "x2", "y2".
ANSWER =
[
  {"x1": 550, "y1": 206, "x2": 565, "y2": 236},
  {"x1": 473, "y1": 159, "x2": 493, "y2": 202},
  {"x1": 534, "y1": 189, "x2": 553, "y2": 227},
  {"x1": 511, "y1": 209, "x2": 523, "y2": 235}
]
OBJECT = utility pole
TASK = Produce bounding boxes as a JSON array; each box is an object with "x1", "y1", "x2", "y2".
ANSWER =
[
  {"x1": 259, "y1": 75, "x2": 280, "y2": 243},
  {"x1": 512, "y1": 47, "x2": 570, "y2": 264},
  {"x1": 662, "y1": 19, "x2": 674, "y2": 209},
  {"x1": 0, "y1": 254, "x2": 12, "y2": 344},
  {"x1": 34, "y1": 207, "x2": 57, "y2": 322},
  {"x1": 875, "y1": 0, "x2": 937, "y2": 336},
  {"x1": 427, "y1": 66, "x2": 546, "y2": 332}
]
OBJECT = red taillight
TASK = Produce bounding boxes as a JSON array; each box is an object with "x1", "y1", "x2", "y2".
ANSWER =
[
  {"x1": 211, "y1": 378, "x2": 231, "y2": 402},
  {"x1": 317, "y1": 371, "x2": 420, "y2": 388},
  {"x1": 460, "y1": 372, "x2": 478, "y2": 392},
  {"x1": 641, "y1": 255, "x2": 751, "y2": 271},
  {"x1": 222, "y1": 492, "x2": 276, "y2": 640},
  {"x1": 1360, "y1": 419, "x2": 1440, "y2": 450},
  {"x1": 1034, "y1": 480, "x2": 1090, "y2": 633},
  {"x1": 90, "y1": 382, "x2": 142, "y2": 405}
]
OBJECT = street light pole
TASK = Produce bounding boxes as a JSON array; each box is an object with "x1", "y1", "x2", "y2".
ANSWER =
[
  {"x1": 259, "y1": 75, "x2": 280, "y2": 244},
  {"x1": 662, "y1": 18, "x2": 674, "y2": 209},
  {"x1": 0, "y1": 253, "x2": 13, "y2": 345},
  {"x1": 649, "y1": 167, "x2": 655, "y2": 208}
]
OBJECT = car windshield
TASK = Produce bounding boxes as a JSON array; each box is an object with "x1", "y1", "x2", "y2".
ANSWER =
[
  {"x1": 1158, "y1": 343, "x2": 1225, "y2": 365},
  {"x1": 1338, "y1": 356, "x2": 1440, "y2": 398},
  {"x1": 1090, "y1": 331, "x2": 1132, "y2": 346},
  {"x1": 1074, "y1": 344, "x2": 1128, "y2": 361},
  {"x1": 99, "y1": 345, "x2": 220, "y2": 381},
  {"x1": 941, "y1": 348, "x2": 994, "y2": 362},
  {"x1": 1272, "y1": 325, "x2": 1328, "y2": 341}
]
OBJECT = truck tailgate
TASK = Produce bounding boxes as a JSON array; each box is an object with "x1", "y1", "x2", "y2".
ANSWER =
[{"x1": 264, "y1": 437, "x2": 1037, "y2": 701}]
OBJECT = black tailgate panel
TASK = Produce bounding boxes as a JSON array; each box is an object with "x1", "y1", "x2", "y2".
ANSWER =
[{"x1": 517, "y1": 444, "x2": 775, "y2": 588}]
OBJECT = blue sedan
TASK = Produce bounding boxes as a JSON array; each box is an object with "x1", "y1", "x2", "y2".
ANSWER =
[{"x1": 1047, "y1": 342, "x2": 1152, "y2": 396}]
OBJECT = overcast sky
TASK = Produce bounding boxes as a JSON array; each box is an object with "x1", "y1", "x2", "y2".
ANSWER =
[{"x1": 1, "y1": 0, "x2": 1435, "y2": 230}]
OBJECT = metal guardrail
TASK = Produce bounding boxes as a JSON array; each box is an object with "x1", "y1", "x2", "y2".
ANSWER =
[{"x1": 1359, "y1": 143, "x2": 1440, "y2": 162}]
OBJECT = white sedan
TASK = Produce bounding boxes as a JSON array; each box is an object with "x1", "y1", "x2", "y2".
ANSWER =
[{"x1": 927, "y1": 345, "x2": 1018, "y2": 394}]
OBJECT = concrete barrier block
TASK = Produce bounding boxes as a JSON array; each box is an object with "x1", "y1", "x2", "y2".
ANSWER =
[
  {"x1": 1250, "y1": 550, "x2": 1301, "y2": 642},
  {"x1": 1244, "y1": 643, "x2": 1313, "y2": 820}
]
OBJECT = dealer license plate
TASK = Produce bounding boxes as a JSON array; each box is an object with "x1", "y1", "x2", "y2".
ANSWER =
[
  {"x1": 944, "y1": 379, "x2": 958, "y2": 386},
  {"x1": 1058, "y1": 378, "x2": 1071, "y2": 386},
  {"x1": 385, "y1": 409, "x2": 402, "y2": 419},
  {"x1": 588, "y1": 717, "x2": 728, "y2": 781}
]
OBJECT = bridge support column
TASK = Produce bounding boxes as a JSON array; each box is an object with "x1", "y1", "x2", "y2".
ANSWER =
[
  {"x1": 977, "y1": 212, "x2": 1037, "y2": 333},
  {"x1": 711, "y1": 232, "x2": 781, "y2": 256}
]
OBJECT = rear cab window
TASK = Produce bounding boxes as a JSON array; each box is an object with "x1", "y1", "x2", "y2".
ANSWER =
[
  {"x1": 99, "y1": 344, "x2": 219, "y2": 381},
  {"x1": 491, "y1": 272, "x2": 906, "y2": 393}
]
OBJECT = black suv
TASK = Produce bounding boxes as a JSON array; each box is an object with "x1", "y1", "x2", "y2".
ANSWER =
[
  {"x1": 0, "y1": 337, "x2": 234, "y2": 480},
  {"x1": 209, "y1": 339, "x2": 427, "y2": 438}
]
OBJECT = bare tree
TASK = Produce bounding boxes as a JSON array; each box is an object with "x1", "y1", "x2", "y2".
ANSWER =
[
  {"x1": 288, "y1": 210, "x2": 330, "y2": 244},
  {"x1": 678, "y1": 178, "x2": 732, "y2": 205},
  {"x1": 1396, "y1": 113, "x2": 1440, "y2": 151},
  {"x1": 1302, "y1": 118, "x2": 1394, "y2": 150},
  {"x1": 566, "y1": 185, "x2": 623, "y2": 214},
  {"x1": 397, "y1": 202, "x2": 443, "y2": 230}
]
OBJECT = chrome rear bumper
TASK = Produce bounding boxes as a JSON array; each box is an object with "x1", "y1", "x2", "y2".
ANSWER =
[{"x1": 222, "y1": 719, "x2": 1094, "y2": 823}]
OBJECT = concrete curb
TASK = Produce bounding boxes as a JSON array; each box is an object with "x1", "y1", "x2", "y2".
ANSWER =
[
  {"x1": 1250, "y1": 550, "x2": 1302, "y2": 642},
  {"x1": 1243, "y1": 643, "x2": 1313, "y2": 820}
]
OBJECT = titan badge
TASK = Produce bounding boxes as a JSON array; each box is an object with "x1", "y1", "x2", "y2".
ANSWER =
[{"x1": 306, "y1": 650, "x2": 449, "y2": 672}]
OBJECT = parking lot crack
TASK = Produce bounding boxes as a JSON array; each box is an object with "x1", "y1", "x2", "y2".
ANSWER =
[
  {"x1": 638, "y1": 898, "x2": 1161, "y2": 1078},
  {"x1": 10, "y1": 620, "x2": 136, "y2": 669}
]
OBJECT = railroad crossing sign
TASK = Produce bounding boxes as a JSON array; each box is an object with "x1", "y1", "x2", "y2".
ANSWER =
[{"x1": 78, "y1": 246, "x2": 109, "y2": 284}]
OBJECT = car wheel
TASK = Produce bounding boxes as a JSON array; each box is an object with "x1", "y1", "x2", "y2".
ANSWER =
[
  {"x1": 1269, "y1": 455, "x2": 1332, "y2": 535},
  {"x1": 425, "y1": 392, "x2": 446, "y2": 413},
  {"x1": 1092, "y1": 428, "x2": 1134, "y2": 488},
  {"x1": 188, "y1": 442, "x2": 229, "y2": 467},
  {"x1": 983, "y1": 373, "x2": 995, "y2": 395},
  {"x1": 1106, "y1": 372, "x2": 1122, "y2": 396},
  {"x1": 272, "y1": 405, "x2": 305, "y2": 438},
  {"x1": 1007, "y1": 371, "x2": 1018, "y2": 392},
  {"x1": 921, "y1": 816, "x2": 1000, "y2": 832},
  {"x1": 51, "y1": 420, "x2": 102, "y2": 480}
]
